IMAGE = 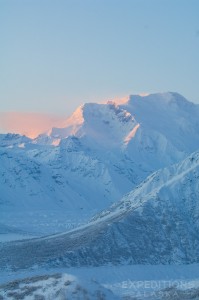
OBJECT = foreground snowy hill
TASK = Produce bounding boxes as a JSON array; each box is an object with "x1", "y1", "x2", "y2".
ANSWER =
[
  {"x1": 1, "y1": 266, "x2": 199, "y2": 300},
  {"x1": 0, "y1": 273, "x2": 118, "y2": 300},
  {"x1": 1, "y1": 149, "x2": 199, "y2": 270},
  {"x1": 0, "y1": 92, "x2": 199, "y2": 237},
  {"x1": 1, "y1": 265, "x2": 199, "y2": 299}
]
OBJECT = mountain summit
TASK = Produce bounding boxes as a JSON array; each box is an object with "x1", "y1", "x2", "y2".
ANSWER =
[{"x1": 0, "y1": 92, "x2": 199, "y2": 237}]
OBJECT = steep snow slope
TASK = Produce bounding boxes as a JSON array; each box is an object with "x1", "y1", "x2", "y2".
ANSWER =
[
  {"x1": 0, "y1": 135, "x2": 130, "y2": 211},
  {"x1": 124, "y1": 92, "x2": 199, "y2": 152},
  {"x1": 1, "y1": 150, "x2": 199, "y2": 270},
  {"x1": 121, "y1": 92, "x2": 199, "y2": 166},
  {"x1": 0, "y1": 134, "x2": 136, "y2": 236},
  {"x1": 51, "y1": 102, "x2": 138, "y2": 148},
  {"x1": 1, "y1": 92, "x2": 199, "y2": 236},
  {"x1": 49, "y1": 92, "x2": 199, "y2": 176},
  {"x1": 51, "y1": 92, "x2": 199, "y2": 152}
]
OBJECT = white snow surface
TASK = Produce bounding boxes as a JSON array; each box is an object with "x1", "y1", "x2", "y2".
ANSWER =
[
  {"x1": 1, "y1": 92, "x2": 199, "y2": 299},
  {"x1": 1, "y1": 149, "x2": 199, "y2": 271},
  {"x1": 1, "y1": 264, "x2": 199, "y2": 299},
  {"x1": 1, "y1": 92, "x2": 199, "y2": 239}
]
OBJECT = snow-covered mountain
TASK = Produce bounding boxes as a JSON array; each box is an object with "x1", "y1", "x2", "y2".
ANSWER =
[
  {"x1": 51, "y1": 92, "x2": 199, "y2": 152},
  {"x1": 0, "y1": 273, "x2": 118, "y2": 300},
  {"x1": 1, "y1": 92, "x2": 199, "y2": 300},
  {"x1": 50, "y1": 102, "x2": 137, "y2": 148},
  {"x1": 1, "y1": 92, "x2": 199, "y2": 236},
  {"x1": 1, "y1": 149, "x2": 199, "y2": 270},
  {"x1": 48, "y1": 92, "x2": 199, "y2": 173}
]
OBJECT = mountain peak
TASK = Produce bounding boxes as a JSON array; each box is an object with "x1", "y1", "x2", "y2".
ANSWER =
[
  {"x1": 50, "y1": 102, "x2": 138, "y2": 148},
  {"x1": 128, "y1": 91, "x2": 193, "y2": 107}
]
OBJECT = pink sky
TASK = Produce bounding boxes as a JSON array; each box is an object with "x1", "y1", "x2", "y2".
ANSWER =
[{"x1": 0, "y1": 112, "x2": 65, "y2": 138}]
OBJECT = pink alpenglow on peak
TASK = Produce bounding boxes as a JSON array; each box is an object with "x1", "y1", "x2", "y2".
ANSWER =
[
  {"x1": 60, "y1": 106, "x2": 84, "y2": 130},
  {"x1": 0, "y1": 112, "x2": 65, "y2": 139}
]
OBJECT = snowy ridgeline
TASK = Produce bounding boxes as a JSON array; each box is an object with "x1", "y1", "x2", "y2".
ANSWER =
[
  {"x1": 1, "y1": 92, "x2": 199, "y2": 238},
  {"x1": 0, "y1": 150, "x2": 199, "y2": 270},
  {"x1": 1, "y1": 92, "x2": 199, "y2": 299},
  {"x1": 0, "y1": 92, "x2": 199, "y2": 266}
]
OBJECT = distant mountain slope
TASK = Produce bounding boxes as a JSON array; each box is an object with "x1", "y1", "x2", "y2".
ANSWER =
[
  {"x1": 1, "y1": 150, "x2": 199, "y2": 269},
  {"x1": 49, "y1": 92, "x2": 199, "y2": 174},
  {"x1": 122, "y1": 92, "x2": 199, "y2": 161},
  {"x1": 51, "y1": 92, "x2": 199, "y2": 152},
  {"x1": 0, "y1": 92, "x2": 199, "y2": 234},
  {"x1": 50, "y1": 102, "x2": 138, "y2": 148}
]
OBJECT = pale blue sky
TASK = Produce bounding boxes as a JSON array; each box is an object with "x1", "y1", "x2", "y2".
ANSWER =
[{"x1": 0, "y1": 0, "x2": 199, "y2": 115}]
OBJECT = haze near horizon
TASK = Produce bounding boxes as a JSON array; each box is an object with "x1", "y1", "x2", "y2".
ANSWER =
[{"x1": 0, "y1": 0, "x2": 199, "y2": 115}]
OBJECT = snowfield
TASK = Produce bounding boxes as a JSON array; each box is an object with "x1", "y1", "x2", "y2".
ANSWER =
[
  {"x1": 1, "y1": 92, "x2": 199, "y2": 299},
  {"x1": 1, "y1": 92, "x2": 199, "y2": 239},
  {"x1": 0, "y1": 273, "x2": 118, "y2": 300},
  {"x1": 1, "y1": 264, "x2": 199, "y2": 299},
  {"x1": 1, "y1": 149, "x2": 199, "y2": 272}
]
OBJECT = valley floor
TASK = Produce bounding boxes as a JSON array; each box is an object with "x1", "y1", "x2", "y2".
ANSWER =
[{"x1": 0, "y1": 209, "x2": 94, "y2": 242}]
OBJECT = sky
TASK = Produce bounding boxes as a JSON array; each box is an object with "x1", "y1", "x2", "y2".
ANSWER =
[{"x1": 0, "y1": 0, "x2": 199, "y2": 116}]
